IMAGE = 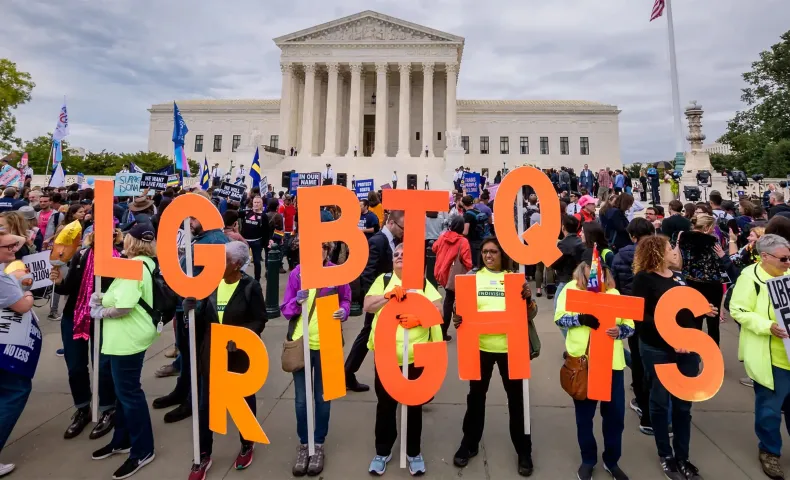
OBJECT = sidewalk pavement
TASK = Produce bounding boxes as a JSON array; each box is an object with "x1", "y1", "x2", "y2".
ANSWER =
[{"x1": 0, "y1": 280, "x2": 776, "y2": 479}]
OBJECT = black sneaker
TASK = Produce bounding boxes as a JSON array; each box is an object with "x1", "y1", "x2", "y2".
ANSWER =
[
  {"x1": 64, "y1": 407, "x2": 91, "y2": 439},
  {"x1": 577, "y1": 463, "x2": 594, "y2": 480},
  {"x1": 152, "y1": 391, "x2": 183, "y2": 410},
  {"x1": 517, "y1": 454, "x2": 533, "y2": 476},
  {"x1": 112, "y1": 452, "x2": 155, "y2": 479},
  {"x1": 163, "y1": 403, "x2": 192, "y2": 423},
  {"x1": 604, "y1": 464, "x2": 630, "y2": 480},
  {"x1": 92, "y1": 443, "x2": 132, "y2": 460},
  {"x1": 677, "y1": 460, "x2": 701, "y2": 480},
  {"x1": 452, "y1": 444, "x2": 478, "y2": 468},
  {"x1": 659, "y1": 457, "x2": 685, "y2": 480}
]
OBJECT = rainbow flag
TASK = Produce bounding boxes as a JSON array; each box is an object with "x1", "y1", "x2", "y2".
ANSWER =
[{"x1": 587, "y1": 244, "x2": 606, "y2": 293}]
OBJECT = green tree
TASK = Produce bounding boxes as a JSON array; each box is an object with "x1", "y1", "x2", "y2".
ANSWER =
[
  {"x1": 625, "y1": 163, "x2": 643, "y2": 178},
  {"x1": 13, "y1": 134, "x2": 72, "y2": 174},
  {"x1": 0, "y1": 59, "x2": 35, "y2": 152}
]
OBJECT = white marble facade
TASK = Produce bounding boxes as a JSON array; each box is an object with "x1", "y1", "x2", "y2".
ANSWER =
[{"x1": 147, "y1": 11, "x2": 621, "y2": 190}]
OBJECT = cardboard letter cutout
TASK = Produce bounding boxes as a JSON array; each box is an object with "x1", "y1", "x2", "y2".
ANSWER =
[
  {"x1": 317, "y1": 295, "x2": 346, "y2": 401},
  {"x1": 565, "y1": 290, "x2": 644, "y2": 401},
  {"x1": 94, "y1": 179, "x2": 142, "y2": 280},
  {"x1": 209, "y1": 324, "x2": 269, "y2": 443},
  {"x1": 298, "y1": 185, "x2": 368, "y2": 290},
  {"x1": 158, "y1": 194, "x2": 225, "y2": 299},
  {"x1": 455, "y1": 273, "x2": 530, "y2": 380},
  {"x1": 374, "y1": 294, "x2": 447, "y2": 405},
  {"x1": 493, "y1": 166, "x2": 562, "y2": 266},
  {"x1": 654, "y1": 286, "x2": 724, "y2": 401}
]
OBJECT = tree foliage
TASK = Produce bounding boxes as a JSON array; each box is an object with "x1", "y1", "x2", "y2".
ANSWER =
[{"x1": 0, "y1": 59, "x2": 35, "y2": 152}]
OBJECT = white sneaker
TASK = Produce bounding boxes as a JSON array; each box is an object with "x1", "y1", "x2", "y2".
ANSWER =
[{"x1": 0, "y1": 464, "x2": 16, "y2": 476}]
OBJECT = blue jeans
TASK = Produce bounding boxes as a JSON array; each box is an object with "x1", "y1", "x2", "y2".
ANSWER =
[
  {"x1": 60, "y1": 312, "x2": 115, "y2": 410},
  {"x1": 109, "y1": 351, "x2": 154, "y2": 460},
  {"x1": 574, "y1": 369, "x2": 625, "y2": 469},
  {"x1": 293, "y1": 349, "x2": 331, "y2": 444},
  {"x1": 0, "y1": 370, "x2": 32, "y2": 453},
  {"x1": 640, "y1": 340, "x2": 697, "y2": 460},
  {"x1": 754, "y1": 366, "x2": 790, "y2": 455}
]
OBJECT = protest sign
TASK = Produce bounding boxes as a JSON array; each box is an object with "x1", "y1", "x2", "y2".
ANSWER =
[
  {"x1": 463, "y1": 172, "x2": 481, "y2": 196},
  {"x1": 354, "y1": 179, "x2": 374, "y2": 200},
  {"x1": 0, "y1": 308, "x2": 33, "y2": 347},
  {"x1": 21, "y1": 252, "x2": 53, "y2": 290},
  {"x1": 768, "y1": 275, "x2": 790, "y2": 361},
  {"x1": 0, "y1": 165, "x2": 22, "y2": 187},
  {"x1": 140, "y1": 173, "x2": 169, "y2": 191},
  {"x1": 298, "y1": 172, "x2": 321, "y2": 188},
  {"x1": 167, "y1": 174, "x2": 180, "y2": 187},
  {"x1": 114, "y1": 173, "x2": 143, "y2": 196},
  {"x1": 289, "y1": 173, "x2": 299, "y2": 196},
  {"x1": 216, "y1": 182, "x2": 245, "y2": 203}
]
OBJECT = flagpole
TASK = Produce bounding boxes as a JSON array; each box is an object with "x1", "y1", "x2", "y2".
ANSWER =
[{"x1": 665, "y1": 0, "x2": 684, "y2": 157}]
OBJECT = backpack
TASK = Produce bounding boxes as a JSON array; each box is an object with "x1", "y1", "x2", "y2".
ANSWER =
[
  {"x1": 470, "y1": 209, "x2": 491, "y2": 239},
  {"x1": 138, "y1": 259, "x2": 179, "y2": 329}
]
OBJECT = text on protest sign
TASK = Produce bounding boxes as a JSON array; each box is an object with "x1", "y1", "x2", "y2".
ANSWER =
[
  {"x1": 289, "y1": 173, "x2": 299, "y2": 195},
  {"x1": 167, "y1": 174, "x2": 180, "y2": 187},
  {"x1": 767, "y1": 275, "x2": 790, "y2": 361},
  {"x1": 216, "y1": 182, "x2": 245, "y2": 203},
  {"x1": 0, "y1": 308, "x2": 33, "y2": 347},
  {"x1": 0, "y1": 165, "x2": 22, "y2": 187},
  {"x1": 140, "y1": 173, "x2": 169, "y2": 191},
  {"x1": 463, "y1": 172, "x2": 481, "y2": 196},
  {"x1": 114, "y1": 173, "x2": 143, "y2": 196},
  {"x1": 298, "y1": 172, "x2": 321, "y2": 188},
  {"x1": 21, "y1": 252, "x2": 53, "y2": 290},
  {"x1": 355, "y1": 179, "x2": 375, "y2": 200}
]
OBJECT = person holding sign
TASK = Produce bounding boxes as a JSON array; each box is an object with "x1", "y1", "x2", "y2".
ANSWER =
[
  {"x1": 281, "y1": 242, "x2": 351, "y2": 477},
  {"x1": 452, "y1": 236, "x2": 537, "y2": 477},
  {"x1": 729, "y1": 234, "x2": 790, "y2": 480},
  {"x1": 554, "y1": 259, "x2": 634, "y2": 480},
  {"x1": 365, "y1": 243, "x2": 443, "y2": 476}
]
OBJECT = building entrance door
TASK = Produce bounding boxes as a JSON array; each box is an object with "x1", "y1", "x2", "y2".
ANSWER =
[{"x1": 363, "y1": 114, "x2": 375, "y2": 157}]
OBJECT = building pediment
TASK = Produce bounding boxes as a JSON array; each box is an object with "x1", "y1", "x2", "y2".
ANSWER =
[{"x1": 274, "y1": 10, "x2": 464, "y2": 45}]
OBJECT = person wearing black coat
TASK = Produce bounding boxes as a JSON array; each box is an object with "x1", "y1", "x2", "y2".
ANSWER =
[
  {"x1": 344, "y1": 210, "x2": 404, "y2": 392},
  {"x1": 186, "y1": 241, "x2": 267, "y2": 476},
  {"x1": 551, "y1": 216, "x2": 585, "y2": 296},
  {"x1": 603, "y1": 194, "x2": 634, "y2": 252}
]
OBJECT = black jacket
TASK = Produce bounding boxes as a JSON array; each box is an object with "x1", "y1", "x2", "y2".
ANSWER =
[
  {"x1": 769, "y1": 204, "x2": 790, "y2": 219},
  {"x1": 603, "y1": 208, "x2": 631, "y2": 251},
  {"x1": 551, "y1": 234, "x2": 584, "y2": 283},
  {"x1": 661, "y1": 214, "x2": 692, "y2": 245},
  {"x1": 361, "y1": 230, "x2": 393, "y2": 293},
  {"x1": 195, "y1": 273, "x2": 267, "y2": 376},
  {"x1": 612, "y1": 244, "x2": 636, "y2": 295}
]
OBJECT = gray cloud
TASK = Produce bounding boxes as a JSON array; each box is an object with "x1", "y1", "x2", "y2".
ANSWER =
[{"x1": 1, "y1": 0, "x2": 788, "y2": 164}]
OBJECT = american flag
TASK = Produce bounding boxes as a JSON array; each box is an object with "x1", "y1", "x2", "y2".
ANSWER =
[{"x1": 650, "y1": 0, "x2": 665, "y2": 21}]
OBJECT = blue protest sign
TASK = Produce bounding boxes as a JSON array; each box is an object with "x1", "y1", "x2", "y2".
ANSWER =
[
  {"x1": 355, "y1": 179, "x2": 375, "y2": 200},
  {"x1": 463, "y1": 172, "x2": 481, "y2": 196},
  {"x1": 289, "y1": 172, "x2": 299, "y2": 195},
  {"x1": 114, "y1": 173, "x2": 143, "y2": 196}
]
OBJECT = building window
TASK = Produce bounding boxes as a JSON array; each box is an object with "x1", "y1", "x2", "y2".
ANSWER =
[
  {"x1": 540, "y1": 136, "x2": 549, "y2": 155},
  {"x1": 213, "y1": 135, "x2": 222, "y2": 152},
  {"x1": 560, "y1": 136, "x2": 569, "y2": 155},
  {"x1": 500, "y1": 136, "x2": 510, "y2": 155},
  {"x1": 270, "y1": 135, "x2": 279, "y2": 149},
  {"x1": 416, "y1": 132, "x2": 421, "y2": 141},
  {"x1": 480, "y1": 136, "x2": 489, "y2": 155},
  {"x1": 580, "y1": 136, "x2": 590, "y2": 155},
  {"x1": 437, "y1": 132, "x2": 442, "y2": 141},
  {"x1": 520, "y1": 136, "x2": 529, "y2": 155},
  {"x1": 194, "y1": 135, "x2": 203, "y2": 153},
  {"x1": 232, "y1": 135, "x2": 242, "y2": 152},
  {"x1": 461, "y1": 136, "x2": 470, "y2": 154}
]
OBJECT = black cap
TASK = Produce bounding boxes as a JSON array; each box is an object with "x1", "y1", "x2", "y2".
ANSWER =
[{"x1": 128, "y1": 222, "x2": 155, "y2": 242}]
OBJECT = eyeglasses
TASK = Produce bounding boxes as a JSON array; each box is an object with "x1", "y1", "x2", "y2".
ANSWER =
[
  {"x1": 481, "y1": 249, "x2": 500, "y2": 256},
  {"x1": 0, "y1": 242, "x2": 17, "y2": 252},
  {"x1": 393, "y1": 221, "x2": 404, "y2": 230},
  {"x1": 393, "y1": 251, "x2": 404, "y2": 258},
  {"x1": 765, "y1": 252, "x2": 790, "y2": 263}
]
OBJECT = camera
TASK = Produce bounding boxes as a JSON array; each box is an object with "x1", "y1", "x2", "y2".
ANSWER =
[
  {"x1": 780, "y1": 181, "x2": 788, "y2": 189},
  {"x1": 727, "y1": 170, "x2": 748, "y2": 187},
  {"x1": 752, "y1": 174, "x2": 765, "y2": 183},
  {"x1": 696, "y1": 170, "x2": 711, "y2": 186},
  {"x1": 683, "y1": 185, "x2": 701, "y2": 202}
]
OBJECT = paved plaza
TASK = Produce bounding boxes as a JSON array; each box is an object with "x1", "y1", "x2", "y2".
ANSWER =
[{"x1": 0, "y1": 274, "x2": 781, "y2": 480}]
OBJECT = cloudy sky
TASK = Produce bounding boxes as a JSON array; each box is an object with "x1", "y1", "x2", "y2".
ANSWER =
[{"x1": 2, "y1": 0, "x2": 788, "y2": 164}]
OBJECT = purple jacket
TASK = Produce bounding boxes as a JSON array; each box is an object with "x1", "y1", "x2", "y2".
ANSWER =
[{"x1": 280, "y1": 263, "x2": 351, "y2": 321}]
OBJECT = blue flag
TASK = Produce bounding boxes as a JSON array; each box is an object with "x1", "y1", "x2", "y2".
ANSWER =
[
  {"x1": 200, "y1": 157, "x2": 210, "y2": 190},
  {"x1": 172, "y1": 102, "x2": 190, "y2": 176},
  {"x1": 250, "y1": 147, "x2": 261, "y2": 189}
]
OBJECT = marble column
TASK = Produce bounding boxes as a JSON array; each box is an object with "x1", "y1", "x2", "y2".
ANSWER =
[
  {"x1": 299, "y1": 64, "x2": 317, "y2": 156},
  {"x1": 396, "y1": 62, "x2": 412, "y2": 158},
  {"x1": 279, "y1": 63, "x2": 293, "y2": 152},
  {"x1": 446, "y1": 63, "x2": 458, "y2": 132},
  {"x1": 374, "y1": 62, "x2": 389, "y2": 157},
  {"x1": 346, "y1": 63, "x2": 363, "y2": 157},
  {"x1": 322, "y1": 63, "x2": 339, "y2": 157},
  {"x1": 422, "y1": 62, "x2": 434, "y2": 157}
]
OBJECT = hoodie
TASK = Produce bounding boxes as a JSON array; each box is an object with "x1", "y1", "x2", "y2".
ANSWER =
[{"x1": 432, "y1": 230, "x2": 473, "y2": 288}]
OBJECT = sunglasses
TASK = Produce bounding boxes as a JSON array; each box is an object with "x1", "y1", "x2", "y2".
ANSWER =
[
  {"x1": 765, "y1": 252, "x2": 790, "y2": 263},
  {"x1": 393, "y1": 251, "x2": 404, "y2": 258}
]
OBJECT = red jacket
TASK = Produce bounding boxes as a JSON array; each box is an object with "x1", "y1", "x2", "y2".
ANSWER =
[{"x1": 432, "y1": 231, "x2": 473, "y2": 288}]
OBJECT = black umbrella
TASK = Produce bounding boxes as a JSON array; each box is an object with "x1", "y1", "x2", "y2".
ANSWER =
[{"x1": 652, "y1": 161, "x2": 674, "y2": 169}]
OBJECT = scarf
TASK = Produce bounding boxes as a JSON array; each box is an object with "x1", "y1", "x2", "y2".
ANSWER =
[{"x1": 73, "y1": 248, "x2": 119, "y2": 340}]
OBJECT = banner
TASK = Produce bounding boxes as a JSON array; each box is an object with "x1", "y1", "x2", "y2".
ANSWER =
[
  {"x1": 114, "y1": 173, "x2": 143, "y2": 196},
  {"x1": 140, "y1": 173, "x2": 169, "y2": 191},
  {"x1": 354, "y1": 179, "x2": 375, "y2": 200},
  {"x1": 216, "y1": 182, "x2": 245, "y2": 203},
  {"x1": 767, "y1": 275, "x2": 790, "y2": 361},
  {"x1": 21, "y1": 252, "x2": 53, "y2": 290},
  {"x1": 289, "y1": 173, "x2": 299, "y2": 196},
  {"x1": 298, "y1": 172, "x2": 321, "y2": 188},
  {"x1": 463, "y1": 172, "x2": 481, "y2": 196},
  {"x1": 0, "y1": 165, "x2": 22, "y2": 187}
]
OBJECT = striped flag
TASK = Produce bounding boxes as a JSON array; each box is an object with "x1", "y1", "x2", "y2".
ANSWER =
[
  {"x1": 250, "y1": 147, "x2": 261, "y2": 189},
  {"x1": 587, "y1": 245, "x2": 606, "y2": 293},
  {"x1": 650, "y1": 0, "x2": 665, "y2": 21},
  {"x1": 200, "y1": 157, "x2": 210, "y2": 190}
]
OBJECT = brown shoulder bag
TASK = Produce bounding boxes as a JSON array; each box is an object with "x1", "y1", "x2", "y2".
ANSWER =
[{"x1": 559, "y1": 336, "x2": 590, "y2": 401}]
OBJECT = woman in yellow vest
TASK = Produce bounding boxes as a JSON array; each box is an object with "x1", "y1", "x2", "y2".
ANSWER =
[
  {"x1": 554, "y1": 261, "x2": 634, "y2": 480},
  {"x1": 452, "y1": 235, "x2": 538, "y2": 477},
  {"x1": 365, "y1": 243, "x2": 443, "y2": 476}
]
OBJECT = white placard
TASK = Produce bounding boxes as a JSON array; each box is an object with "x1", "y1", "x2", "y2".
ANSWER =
[
  {"x1": 767, "y1": 275, "x2": 790, "y2": 361},
  {"x1": 0, "y1": 308, "x2": 33, "y2": 347},
  {"x1": 21, "y1": 251, "x2": 53, "y2": 290}
]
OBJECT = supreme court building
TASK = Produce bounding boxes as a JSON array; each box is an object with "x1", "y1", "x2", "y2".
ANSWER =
[{"x1": 148, "y1": 11, "x2": 621, "y2": 190}]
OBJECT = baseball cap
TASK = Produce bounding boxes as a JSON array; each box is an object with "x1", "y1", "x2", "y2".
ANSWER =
[
  {"x1": 578, "y1": 195, "x2": 596, "y2": 208},
  {"x1": 128, "y1": 222, "x2": 155, "y2": 242},
  {"x1": 18, "y1": 205, "x2": 36, "y2": 221}
]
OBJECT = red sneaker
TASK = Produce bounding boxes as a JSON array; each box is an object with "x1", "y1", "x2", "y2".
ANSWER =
[
  {"x1": 188, "y1": 457, "x2": 211, "y2": 480},
  {"x1": 235, "y1": 445, "x2": 254, "y2": 470}
]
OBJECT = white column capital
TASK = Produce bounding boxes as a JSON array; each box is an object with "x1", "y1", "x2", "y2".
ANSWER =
[
  {"x1": 280, "y1": 62, "x2": 294, "y2": 74},
  {"x1": 303, "y1": 63, "x2": 317, "y2": 74},
  {"x1": 398, "y1": 62, "x2": 412, "y2": 74},
  {"x1": 326, "y1": 62, "x2": 339, "y2": 74},
  {"x1": 375, "y1": 62, "x2": 389, "y2": 74},
  {"x1": 349, "y1": 62, "x2": 363, "y2": 74},
  {"x1": 446, "y1": 62, "x2": 459, "y2": 74},
  {"x1": 423, "y1": 62, "x2": 435, "y2": 75}
]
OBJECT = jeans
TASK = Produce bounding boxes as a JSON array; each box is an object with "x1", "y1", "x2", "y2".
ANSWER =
[
  {"x1": 109, "y1": 351, "x2": 154, "y2": 460},
  {"x1": 345, "y1": 313, "x2": 375, "y2": 383},
  {"x1": 294, "y1": 349, "x2": 331, "y2": 444},
  {"x1": 535, "y1": 263, "x2": 555, "y2": 292},
  {"x1": 198, "y1": 375, "x2": 254, "y2": 456},
  {"x1": 171, "y1": 311, "x2": 191, "y2": 404},
  {"x1": 50, "y1": 292, "x2": 61, "y2": 315},
  {"x1": 461, "y1": 351, "x2": 532, "y2": 456},
  {"x1": 248, "y1": 239, "x2": 264, "y2": 281},
  {"x1": 0, "y1": 370, "x2": 32, "y2": 453},
  {"x1": 442, "y1": 289, "x2": 456, "y2": 338},
  {"x1": 61, "y1": 312, "x2": 115, "y2": 410},
  {"x1": 640, "y1": 340, "x2": 696, "y2": 460},
  {"x1": 281, "y1": 234, "x2": 294, "y2": 270},
  {"x1": 754, "y1": 366, "x2": 790, "y2": 455},
  {"x1": 375, "y1": 363, "x2": 423, "y2": 457},
  {"x1": 574, "y1": 370, "x2": 625, "y2": 468},
  {"x1": 686, "y1": 279, "x2": 723, "y2": 346}
]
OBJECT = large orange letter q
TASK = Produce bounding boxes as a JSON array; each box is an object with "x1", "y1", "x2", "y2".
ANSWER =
[{"x1": 94, "y1": 179, "x2": 142, "y2": 280}]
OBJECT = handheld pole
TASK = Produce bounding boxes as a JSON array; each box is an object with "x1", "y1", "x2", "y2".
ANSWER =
[
  {"x1": 516, "y1": 188, "x2": 531, "y2": 435},
  {"x1": 302, "y1": 300, "x2": 316, "y2": 456},
  {"x1": 399, "y1": 334, "x2": 409, "y2": 468},
  {"x1": 183, "y1": 219, "x2": 201, "y2": 465},
  {"x1": 91, "y1": 274, "x2": 101, "y2": 423}
]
